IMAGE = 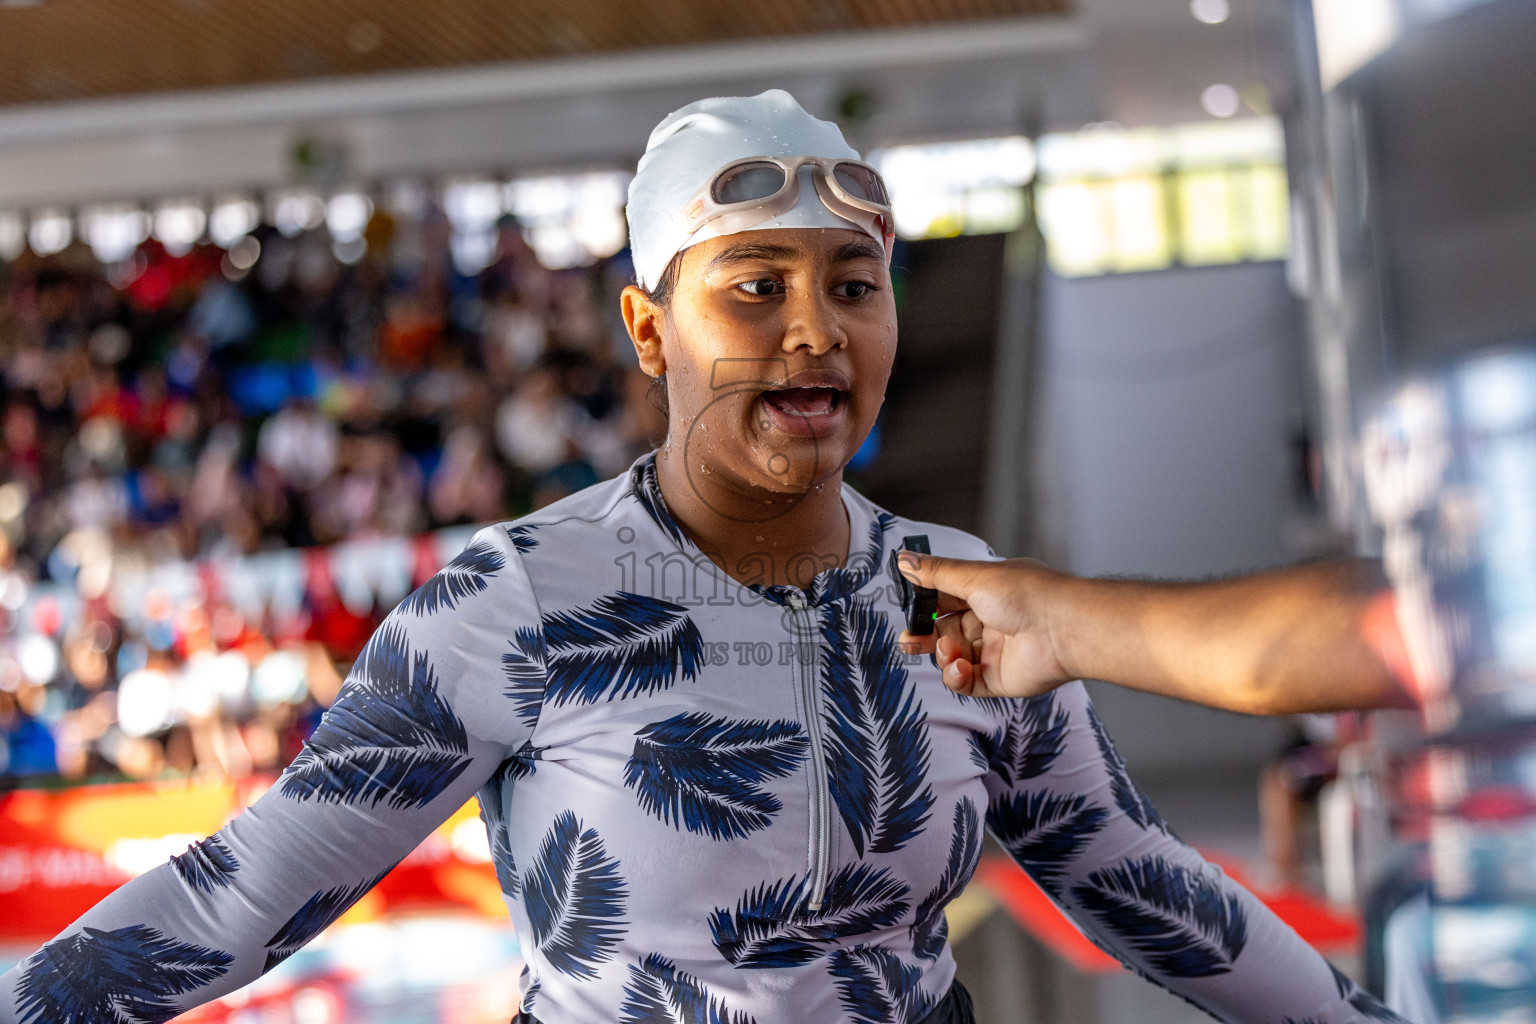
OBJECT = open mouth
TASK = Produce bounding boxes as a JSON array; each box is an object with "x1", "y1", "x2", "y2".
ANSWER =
[
  {"x1": 761, "y1": 386, "x2": 847, "y2": 418},
  {"x1": 757, "y1": 384, "x2": 850, "y2": 439}
]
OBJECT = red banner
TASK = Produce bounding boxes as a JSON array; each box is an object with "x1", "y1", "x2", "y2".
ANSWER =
[{"x1": 0, "y1": 777, "x2": 504, "y2": 941}]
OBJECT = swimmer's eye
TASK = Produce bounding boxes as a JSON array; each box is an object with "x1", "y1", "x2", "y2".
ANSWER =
[
  {"x1": 737, "y1": 279, "x2": 784, "y2": 297},
  {"x1": 834, "y1": 280, "x2": 877, "y2": 299}
]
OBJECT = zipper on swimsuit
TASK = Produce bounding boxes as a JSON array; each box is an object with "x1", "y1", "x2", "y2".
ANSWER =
[{"x1": 784, "y1": 589, "x2": 833, "y2": 912}]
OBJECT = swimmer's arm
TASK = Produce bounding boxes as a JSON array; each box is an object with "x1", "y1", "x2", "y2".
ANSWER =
[
  {"x1": 0, "y1": 526, "x2": 539, "y2": 1024},
  {"x1": 980, "y1": 681, "x2": 1415, "y2": 1023},
  {"x1": 0, "y1": 724, "x2": 515, "y2": 1024}
]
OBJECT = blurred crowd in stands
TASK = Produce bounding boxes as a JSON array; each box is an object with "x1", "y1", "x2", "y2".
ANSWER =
[{"x1": 0, "y1": 202, "x2": 666, "y2": 786}]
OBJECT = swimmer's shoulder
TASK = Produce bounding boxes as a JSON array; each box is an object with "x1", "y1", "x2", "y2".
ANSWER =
[
  {"x1": 487, "y1": 467, "x2": 639, "y2": 553},
  {"x1": 843, "y1": 483, "x2": 999, "y2": 563},
  {"x1": 450, "y1": 463, "x2": 653, "y2": 611}
]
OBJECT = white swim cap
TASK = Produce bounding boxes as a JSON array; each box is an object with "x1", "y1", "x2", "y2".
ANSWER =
[{"x1": 626, "y1": 89, "x2": 885, "y2": 291}]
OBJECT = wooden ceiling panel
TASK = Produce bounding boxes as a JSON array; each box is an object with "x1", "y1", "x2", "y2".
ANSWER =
[{"x1": 0, "y1": 0, "x2": 1071, "y2": 107}]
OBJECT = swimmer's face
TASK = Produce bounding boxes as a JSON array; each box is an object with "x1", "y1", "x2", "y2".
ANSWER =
[{"x1": 621, "y1": 227, "x2": 896, "y2": 497}]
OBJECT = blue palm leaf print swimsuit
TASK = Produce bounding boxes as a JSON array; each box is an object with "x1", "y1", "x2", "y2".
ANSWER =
[{"x1": 0, "y1": 451, "x2": 1411, "y2": 1024}]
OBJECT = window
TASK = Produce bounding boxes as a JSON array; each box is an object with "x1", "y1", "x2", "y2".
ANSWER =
[{"x1": 1034, "y1": 117, "x2": 1290, "y2": 276}]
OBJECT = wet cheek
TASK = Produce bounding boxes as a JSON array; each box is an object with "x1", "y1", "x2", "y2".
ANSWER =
[
  {"x1": 858, "y1": 342, "x2": 896, "y2": 416},
  {"x1": 855, "y1": 326, "x2": 897, "y2": 372}
]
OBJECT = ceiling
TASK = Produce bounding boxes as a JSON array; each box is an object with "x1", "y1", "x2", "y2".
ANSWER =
[
  {"x1": 0, "y1": 0, "x2": 1069, "y2": 107},
  {"x1": 0, "y1": 0, "x2": 1299, "y2": 209}
]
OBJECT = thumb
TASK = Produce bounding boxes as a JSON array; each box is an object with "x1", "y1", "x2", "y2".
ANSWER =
[{"x1": 896, "y1": 552, "x2": 986, "y2": 601}]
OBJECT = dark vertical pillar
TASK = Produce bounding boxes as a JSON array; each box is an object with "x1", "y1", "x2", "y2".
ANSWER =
[{"x1": 982, "y1": 192, "x2": 1047, "y2": 558}]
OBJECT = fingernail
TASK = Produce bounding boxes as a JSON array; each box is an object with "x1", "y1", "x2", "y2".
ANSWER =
[{"x1": 897, "y1": 552, "x2": 918, "y2": 574}]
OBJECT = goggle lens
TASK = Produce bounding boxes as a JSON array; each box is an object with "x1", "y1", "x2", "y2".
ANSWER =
[
  {"x1": 833, "y1": 162, "x2": 890, "y2": 205},
  {"x1": 712, "y1": 162, "x2": 788, "y2": 204}
]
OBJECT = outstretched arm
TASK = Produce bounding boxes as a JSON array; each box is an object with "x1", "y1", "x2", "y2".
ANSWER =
[
  {"x1": 0, "y1": 525, "x2": 541, "y2": 1024},
  {"x1": 900, "y1": 555, "x2": 1418, "y2": 715},
  {"x1": 978, "y1": 681, "x2": 1412, "y2": 1023}
]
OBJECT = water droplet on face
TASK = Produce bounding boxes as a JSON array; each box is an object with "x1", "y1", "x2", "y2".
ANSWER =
[{"x1": 699, "y1": 464, "x2": 711, "y2": 476}]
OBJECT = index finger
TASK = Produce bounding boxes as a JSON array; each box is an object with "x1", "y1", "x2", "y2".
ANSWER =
[{"x1": 896, "y1": 629, "x2": 936, "y2": 655}]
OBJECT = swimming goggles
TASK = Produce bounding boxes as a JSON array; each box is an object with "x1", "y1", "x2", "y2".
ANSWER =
[{"x1": 679, "y1": 155, "x2": 895, "y2": 256}]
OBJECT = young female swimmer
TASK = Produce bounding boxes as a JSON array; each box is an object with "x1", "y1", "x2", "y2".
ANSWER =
[
  {"x1": 0, "y1": 90, "x2": 1412, "y2": 1024},
  {"x1": 894, "y1": 553, "x2": 1419, "y2": 714}
]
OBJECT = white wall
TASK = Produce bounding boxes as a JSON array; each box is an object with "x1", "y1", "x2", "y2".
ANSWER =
[{"x1": 1037, "y1": 261, "x2": 1304, "y2": 776}]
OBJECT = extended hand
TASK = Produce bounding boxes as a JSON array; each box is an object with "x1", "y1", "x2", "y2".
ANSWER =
[
  {"x1": 897, "y1": 553, "x2": 1417, "y2": 715},
  {"x1": 895, "y1": 554, "x2": 1076, "y2": 699}
]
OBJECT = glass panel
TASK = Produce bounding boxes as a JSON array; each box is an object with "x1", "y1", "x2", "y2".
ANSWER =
[
  {"x1": 1038, "y1": 181, "x2": 1109, "y2": 276},
  {"x1": 1171, "y1": 118, "x2": 1284, "y2": 169},
  {"x1": 1108, "y1": 176, "x2": 1169, "y2": 272},
  {"x1": 1036, "y1": 127, "x2": 1163, "y2": 180},
  {"x1": 1177, "y1": 169, "x2": 1240, "y2": 265},
  {"x1": 867, "y1": 136, "x2": 1034, "y2": 194},
  {"x1": 1247, "y1": 164, "x2": 1291, "y2": 261},
  {"x1": 963, "y1": 188, "x2": 1026, "y2": 235}
]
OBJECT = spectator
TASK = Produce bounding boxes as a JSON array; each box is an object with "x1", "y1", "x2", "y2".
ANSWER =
[
  {"x1": 494, "y1": 361, "x2": 583, "y2": 474},
  {"x1": 257, "y1": 397, "x2": 339, "y2": 493},
  {"x1": 0, "y1": 196, "x2": 656, "y2": 785},
  {"x1": 429, "y1": 425, "x2": 505, "y2": 526},
  {"x1": 0, "y1": 687, "x2": 57, "y2": 778}
]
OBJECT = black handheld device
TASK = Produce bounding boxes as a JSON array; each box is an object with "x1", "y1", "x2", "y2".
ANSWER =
[{"x1": 887, "y1": 534, "x2": 939, "y2": 636}]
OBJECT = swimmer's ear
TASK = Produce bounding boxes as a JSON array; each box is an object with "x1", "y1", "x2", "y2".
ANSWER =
[{"x1": 621, "y1": 285, "x2": 666, "y2": 377}]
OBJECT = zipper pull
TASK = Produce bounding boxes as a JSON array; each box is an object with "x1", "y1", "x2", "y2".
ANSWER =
[{"x1": 784, "y1": 590, "x2": 807, "y2": 611}]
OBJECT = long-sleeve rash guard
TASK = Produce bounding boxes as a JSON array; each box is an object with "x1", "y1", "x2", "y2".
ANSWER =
[{"x1": 0, "y1": 450, "x2": 1409, "y2": 1024}]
